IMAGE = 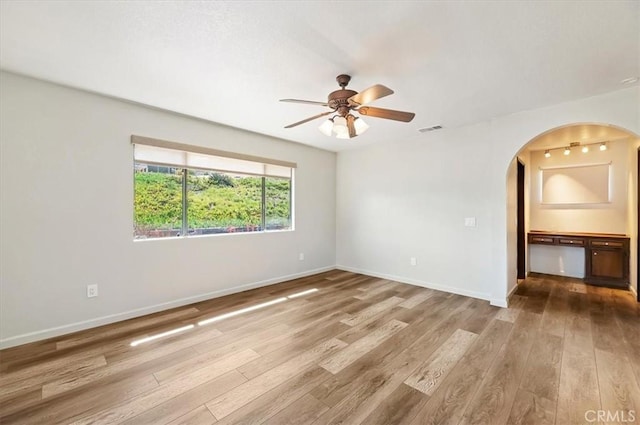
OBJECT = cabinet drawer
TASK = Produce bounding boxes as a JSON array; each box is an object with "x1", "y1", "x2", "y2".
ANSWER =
[
  {"x1": 590, "y1": 240, "x2": 623, "y2": 248},
  {"x1": 558, "y1": 238, "x2": 584, "y2": 247},
  {"x1": 529, "y1": 236, "x2": 555, "y2": 244}
]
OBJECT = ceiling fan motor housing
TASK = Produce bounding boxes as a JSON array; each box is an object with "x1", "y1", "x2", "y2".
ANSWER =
[{"x1": 328, "y1": 89, "x2": 357, "y2": 116}]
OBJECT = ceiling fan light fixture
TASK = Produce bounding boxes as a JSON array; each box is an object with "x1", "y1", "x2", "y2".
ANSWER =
[
  {"x1": 353, "y1": 117, "x2": 369, "y2": 135},
  {"x1": 334, "y1": 127, "x2": 349, "y2": 137},
  {"x1": 318, "y1": 119, "x2": 334, "y2": 137},
  {"x1": 333, "y1": 116, "x2": 347, "y2": 127},
  {"x1": 332, "y1": 116, "x2": 348, "y2": 136}
]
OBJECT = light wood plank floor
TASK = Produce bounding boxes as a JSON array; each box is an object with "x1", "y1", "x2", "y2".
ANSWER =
[{"x1": 1, "y1": 271, "x2": 639, "y2": 424}]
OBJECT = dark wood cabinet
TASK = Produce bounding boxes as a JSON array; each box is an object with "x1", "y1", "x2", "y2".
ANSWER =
[
  {"x1": 528, "y1": 231, "x2": 630, "y2": 289},
  {"x1": 585, "y1": 237, "x2": 629, "y2": 287},
  {"x1": 590, "y1": 250, "x2": 624, "y2": 278}
]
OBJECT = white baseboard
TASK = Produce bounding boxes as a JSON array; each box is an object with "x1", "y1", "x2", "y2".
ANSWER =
[
  {"x1": 490, "y1": 298, "x2": 509, "y2": 308},
  {"x1": 0, "y1": 265, "x2": 336, "y2": 349},
  {"x1": 335, "y1": 264, "x2": 495, "y2": 305},
  {"x1": 491, "y1": 284, "x2": 518, "y2": 309},
  {"x1": 498, "y1": 282, "x2": 520, "y2": 308},
  {"x1": 630, "y1": 284, "x2": 638, "y2": 298}
]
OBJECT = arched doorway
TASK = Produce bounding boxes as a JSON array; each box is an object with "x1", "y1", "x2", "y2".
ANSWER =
[{"x1": 505, "y1": 123, "x2": 640, "y2": 303}]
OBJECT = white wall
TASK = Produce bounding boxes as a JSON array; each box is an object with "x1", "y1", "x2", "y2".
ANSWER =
[
  {"x1": 529, "y1": 245, "x2": 586, "y2": 278},
  {"x1": 0, "y1": 72, "x2": 337, "y2": 348},
  {"x1": 337, "y1": 122, "x2": 496, "y2": 302},
  {"x1": 528, "y1": 138, "x2": 631, "y2": 277},
  {"x1": 336, "y1": 86, "x2": 640, "y2": 307}
]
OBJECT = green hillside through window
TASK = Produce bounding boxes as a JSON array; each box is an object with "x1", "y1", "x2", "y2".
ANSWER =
[{"x1": 134, "y1": 168, "x2": 291, "y2": 239}]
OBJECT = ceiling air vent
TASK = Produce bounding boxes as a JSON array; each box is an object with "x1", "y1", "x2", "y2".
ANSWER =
[{"x1": 418, "y1": 125, "x2": 443, "y2": 133}]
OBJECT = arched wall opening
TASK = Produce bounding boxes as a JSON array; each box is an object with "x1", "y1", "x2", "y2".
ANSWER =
[{"x1": 504, "y1": 123, "x2": 640, "y2": 303}]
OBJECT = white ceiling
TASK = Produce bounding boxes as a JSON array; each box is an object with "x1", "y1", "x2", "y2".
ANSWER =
[{"x1": 1, "y1": 1, "x2": 638, "y2": 152}]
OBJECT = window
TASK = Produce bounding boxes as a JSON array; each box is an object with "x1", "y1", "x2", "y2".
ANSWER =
[
  {"x1": 133, "y1": 165, "x2": 183, "y2": 238},
  {"x1": 265, "y1": 177, "x2": 292, "y2": 230},
  {"x1": 186, "y1": 170, "x2": 263, "y2": 235},
  {"x1": 132, "y1": 136, "x2": 295, "y2": 239}
]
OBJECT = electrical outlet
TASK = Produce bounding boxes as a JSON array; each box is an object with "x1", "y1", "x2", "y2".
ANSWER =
[
  {"x1": 87, "y1": 284, "x2": 98, "y2": 298},
  {"x1": 299, "y1": 253, "x2": 305, "y2": 261},
  {"x1": 410, "y1": 257, "x2": 417, "y2": 266}
]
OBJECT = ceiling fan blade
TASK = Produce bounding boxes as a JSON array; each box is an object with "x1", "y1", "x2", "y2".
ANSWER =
[
  {"x1": 357, "y1": 106, "x2": 415, "y2": 122},
  {"x1": 280, "y1": 99, "x2": 329, "y2": 106},
  {"x1": 347, "y1": 84, "x2": 394, "y2": 106},
  {"x1": 347, "y1": 115, "x2": 356, "y2": 138},
  {"x1": 284, "y1": 111, "x2": 333, "y2": 128}
]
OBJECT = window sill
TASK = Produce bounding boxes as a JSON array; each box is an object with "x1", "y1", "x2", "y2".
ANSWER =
[{"x1": 133, "y1": 228, "x2": 294, "y2": 242}]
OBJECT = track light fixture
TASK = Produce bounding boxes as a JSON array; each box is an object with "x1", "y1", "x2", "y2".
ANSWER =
[{"x1": 543, "y1": 141, "x2": 609, "y2": 158}]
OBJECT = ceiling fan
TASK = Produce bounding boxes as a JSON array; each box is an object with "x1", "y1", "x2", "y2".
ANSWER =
[{"x1": 280, "y1": 74, "x2": 415, "y2": 139}]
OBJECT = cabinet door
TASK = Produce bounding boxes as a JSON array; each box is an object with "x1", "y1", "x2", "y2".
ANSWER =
[{"x1": 591, "y1": 249, "x2": 624, "y2": 279}]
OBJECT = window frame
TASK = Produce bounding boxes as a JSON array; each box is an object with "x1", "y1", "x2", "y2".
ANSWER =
[{"x1": 132, "y1": 136, "x2": 295, "y2": 240}]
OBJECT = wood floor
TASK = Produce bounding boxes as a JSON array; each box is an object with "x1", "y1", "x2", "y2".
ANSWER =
[{"x1": 1, "y1": 271, "x2": 639, "y2": 425}]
